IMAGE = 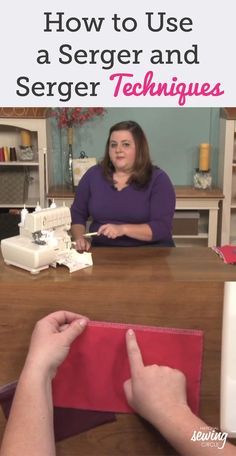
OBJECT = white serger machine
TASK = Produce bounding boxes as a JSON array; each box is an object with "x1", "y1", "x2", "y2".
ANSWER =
[{"x1": 1, "y1": 206, "x2": 92, "y2": 274}]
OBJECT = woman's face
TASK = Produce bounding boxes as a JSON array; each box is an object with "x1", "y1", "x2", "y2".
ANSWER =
[{"x1": 109, "y1": 130, "x2": 136, "y2": 173}]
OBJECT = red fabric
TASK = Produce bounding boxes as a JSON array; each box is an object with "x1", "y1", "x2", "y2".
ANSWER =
[
  {"x1": 212, "y1": 245, "x2": 236, "y2": 264},
  {"x1": 52, "y1": 321, "x2": 203, "y2": 415}
]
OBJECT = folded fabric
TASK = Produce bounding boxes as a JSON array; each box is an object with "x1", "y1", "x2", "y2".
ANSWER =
[
  {"x1": 0, "y1": 381, "x2": 116, "y2": 441},
  {"x1": 212, "y1": 245, "x2": 236, "y2": 264},
  {"x1": 53, "y1": 321, "x2": 203, "y2": 415}
]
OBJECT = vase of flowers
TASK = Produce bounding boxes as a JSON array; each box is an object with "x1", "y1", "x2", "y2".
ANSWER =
[{"x1": 51, "y1": 108, "x2": 106, "y2": 189}]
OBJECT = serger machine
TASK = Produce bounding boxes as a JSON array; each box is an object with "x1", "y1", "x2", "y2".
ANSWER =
[{"x1": 1, "y1": 206, "x2": 92, "y2": 274}]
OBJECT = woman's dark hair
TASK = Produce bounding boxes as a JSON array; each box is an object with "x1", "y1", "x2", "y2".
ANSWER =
[{"x1": 100, "y1": 120, "x2": 154, "y2": 187}]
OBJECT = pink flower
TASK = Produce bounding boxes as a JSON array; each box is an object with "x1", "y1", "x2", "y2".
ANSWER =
[{"x1": 50, "y1": 108, "x2": 106, "y2": 128}]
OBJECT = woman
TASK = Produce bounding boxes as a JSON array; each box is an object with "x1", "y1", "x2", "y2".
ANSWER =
[{"x1": 71, "y1": 120, "x2": 176, "y2": 250}]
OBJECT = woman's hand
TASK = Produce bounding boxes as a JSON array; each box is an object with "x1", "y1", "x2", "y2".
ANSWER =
[
  {"x1": 98, "y1": 223, "x2": 153, "y2": 242},
  {"x1": 24, "y1": 311, "x2": 89, "y2": 380},
  {"x1": 124, "y1": 329, "x2": 189, "y2": 428},
  {"x1": 98, "y1": 224, "x2": 125, "y2": 239},
  {"x1": 74, "y1": 235, "x2": 91, "y2": 252}
]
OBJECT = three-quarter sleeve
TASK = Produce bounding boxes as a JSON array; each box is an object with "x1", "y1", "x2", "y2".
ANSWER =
[
  {"x1": 70, "y1": 171, "x2": 91, "y2": 225},
  {"x1": 148, "y1": 171, "x2": 176, "y2": 242}
]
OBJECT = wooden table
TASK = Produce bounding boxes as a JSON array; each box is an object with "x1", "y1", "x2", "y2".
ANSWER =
[
  {"x1": 0, "y1": 246, "x2": 235, "y2": 283},
  {"x1": 0, "y1": 247, "x2": 235, "y2": 455}
]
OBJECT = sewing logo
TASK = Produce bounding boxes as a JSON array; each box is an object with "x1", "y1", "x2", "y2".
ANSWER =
[{"x1": 190, "y1": 427, "x2": 228, "y2": 450}]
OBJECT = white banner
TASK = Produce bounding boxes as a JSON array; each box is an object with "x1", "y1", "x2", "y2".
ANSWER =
[{"x1": 0, "y1": 0, "x2": 235, "y2": 107}]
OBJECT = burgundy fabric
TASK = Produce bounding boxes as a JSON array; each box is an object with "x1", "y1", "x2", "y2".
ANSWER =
[
  {"x1": 53, "y1": 321, "x2": 203, "y2": 415},
  {"x1": 0, "y1": 381, "x2": 116, "y2": 442}
]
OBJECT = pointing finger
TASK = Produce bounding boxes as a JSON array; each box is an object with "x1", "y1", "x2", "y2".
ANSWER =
[{"x1": 126, "y1": 329, "x2": 144, "y2": 378}]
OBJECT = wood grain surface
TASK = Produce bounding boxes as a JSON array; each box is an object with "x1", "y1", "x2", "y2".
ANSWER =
[
  {"x1": 0, "y1": 247, "x2": 236, "y2": 282},
  {"x1": 0, "y1": 247, "x2": 235, "y2": 454}
]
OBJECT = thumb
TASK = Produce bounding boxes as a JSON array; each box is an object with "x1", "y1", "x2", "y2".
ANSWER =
[
  {"x1": 98, "y1": 225, "x2": 106, "y2": 234},
  {"x1": 123, "y1": 379, "x2": 133, "y2": 404},
  {"x1": 63, "y1": 318, "x2": 88, "y2": 345}
]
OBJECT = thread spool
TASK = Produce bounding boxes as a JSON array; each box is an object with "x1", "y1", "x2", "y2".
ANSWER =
[
  {"x1": 35, "y1": 202, "x2": 42, "y2": 212},
  {"x1": 21, "y1": 205, "x2": 29, "y2": 224},
  {"x1": 50, "y1": 199, "x2": 57, "y2": 208}
]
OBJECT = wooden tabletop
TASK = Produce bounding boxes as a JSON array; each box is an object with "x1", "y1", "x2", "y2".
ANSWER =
[
  {"x1": 0, "y1": 247, "x2": 235, "y2": 283},
  {"x1": 47, "y1": 186, "x2": 74, "y2": 198},
  {"x1": 175, "y1": 186, "x2": 224, "y2": 199},
  {"x1": 48, "y1": 186, "x2": 224, "y2": 200},
  {"x1": 0, "y1": 247, "x2": 235, "y2": 454}
]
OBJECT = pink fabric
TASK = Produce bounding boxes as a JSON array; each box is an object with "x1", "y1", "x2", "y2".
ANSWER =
[
  {"x1": 212, "y1": 245, "x2": 236, "y2": 264},
  {"x1": 53, "y1": 321, "x2": 203, "y2": 415}
]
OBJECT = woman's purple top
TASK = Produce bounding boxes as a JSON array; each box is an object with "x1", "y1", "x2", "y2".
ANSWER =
[{"x1": 71, "y1": 165, "x2": 176, "y2": 246}]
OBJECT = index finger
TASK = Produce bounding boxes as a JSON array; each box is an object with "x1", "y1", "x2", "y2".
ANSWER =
[{"x1": 126, "y1": 329, "x2": 144, "y2": 378}]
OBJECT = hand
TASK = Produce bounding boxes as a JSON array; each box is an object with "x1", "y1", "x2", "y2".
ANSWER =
[
  {"x1": 98, "y1": 224, "x2": 125, "y2": 239},
  {"x1": 74, "y1": 235, "x2": 91, "y2": 252},
  {"x1": 124, "y1": 329, "x2": 189, "y2": 428},
  {"x1": 24, "y1": 311, "x2": 89, "y2": 380}
]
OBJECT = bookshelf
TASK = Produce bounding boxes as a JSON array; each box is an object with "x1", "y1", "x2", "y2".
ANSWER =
[{"x1": 0, "y1": 114, "x2": 47, "y2": 208}]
